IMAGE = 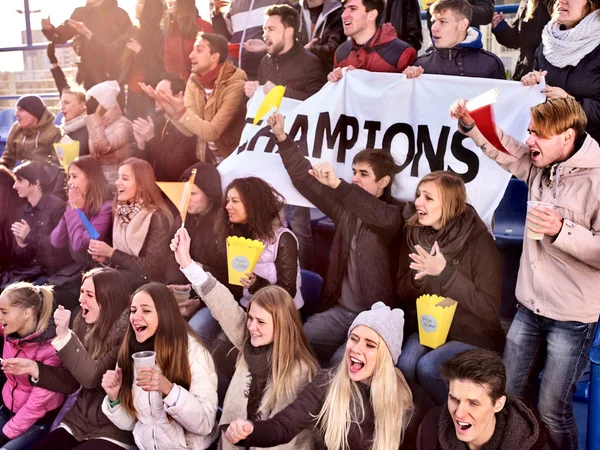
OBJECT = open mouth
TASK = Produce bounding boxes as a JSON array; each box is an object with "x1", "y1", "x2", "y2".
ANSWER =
[
  {"x1": 456, "y1": 420, "x2": 473, "y2": 432},
  {"x1": 349, "y1": 356, "x2": 365, "y2": 373},
  {"x1": 134, "y1": 324, "x2": 147, "y2": 334},
  {"x1": 81, "y1": 307, "x2": 90, "y2": 318},
  {"x1": 530, "y1": 150, "x2": 541, "y2": 160}
]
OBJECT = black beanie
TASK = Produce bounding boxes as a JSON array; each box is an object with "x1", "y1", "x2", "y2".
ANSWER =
[
  {"x1": 16, "y1": 95, "x2": 46, "y2": 121},
  {"x1": 180, "y1": 162, "x2": 223, "y2": 207}
]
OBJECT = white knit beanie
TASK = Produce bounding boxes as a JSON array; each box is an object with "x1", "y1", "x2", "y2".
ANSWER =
[
  {"x1": 349, "y1": 302, "x2": 405, "y2": 364},
  {"x1": 87, "y1": 80, "x2": 120, "y2": 109}
]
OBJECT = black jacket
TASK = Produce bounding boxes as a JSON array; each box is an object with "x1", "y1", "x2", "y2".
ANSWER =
[
  {"x1": 414, "y1": 29, "x2": 506, "y2": 79},
  {"x1": 42, "y1": 0, "x2": 132, "y2": 90},
  {"x1": 385, "y1": 0, "x2": 424, "y2": 51},
  {"x1": 257, "y1": 42, "x2": 326, "y2": 101},
  {"x1": 492, "y1": 0, "x2": 552, "y2": 80},
  {"x1": 534, "y1": 41, "x2": 600, "y2": 143},
  {"x1": 294, "y1": 0, "x2": 346, "y2": 73}
]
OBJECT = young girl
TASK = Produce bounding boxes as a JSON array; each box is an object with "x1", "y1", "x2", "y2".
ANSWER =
[
  {"x1": 172, "y1": 227, "x2": 318, "y2": 450},
  {"x1": 18, "y1": 268, "x2": 134, "y2": 450},
  {"x1": 101, "y1": 283, "x2": 218, "y2": 450},
  {"x1": 1, "y1": 162, "x2": 68, "y2": 289},
  {"x1": 396, "y1": 171, "x2": 505, "y2": 405},
  {"x1": 50, "y1": 156, "x2": 112, "y2": 310},
  {"x1": 88, "y1": 157, "x2": 175, "y2": 290},
  {"x1": 224, "y1": 302, "x2": 417, "y2": 450},
  {"x1": 216, "y1": 177, "x2": 303, "y2": 309},
  {"x1": 0, "y1": 283, "x2": 65, "y2": 450}
]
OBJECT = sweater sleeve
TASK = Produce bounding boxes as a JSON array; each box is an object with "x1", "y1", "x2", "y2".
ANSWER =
[
  {"x1": 86, "y1": 113, "x2": 133, "y2": 156},
  {"x1": 243, "y1": 374, "x2": 324, "y2": 447},
  {"x1": 50, "y1": 215, "x2": 69, "y2": 249},
  {"x1": 492, "y1": 19, "x2": 522, "y2": 50},
  {"x1": 1, "y1": 352, "x2": 65, "y2": 440},
  {"x1": 35, "y1": 362, "x2": 81, "y2": 395},
  {"x1": 181, "y1": 265, "x2": 248, "y2": 350},
  {"x1": 67, "y1": 203, "x2": 113, "y2": 252},
  {"x1": 110, "y1": 212, "x2": 171, "y2": 281}
]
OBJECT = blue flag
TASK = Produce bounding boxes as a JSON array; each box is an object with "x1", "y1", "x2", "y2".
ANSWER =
[{"x1": 75, "y1": 209, "x2": 100, "y2": 240}]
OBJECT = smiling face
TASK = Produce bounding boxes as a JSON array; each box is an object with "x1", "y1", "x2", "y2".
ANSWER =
[
  {"x1": 431, "y1": 9, "x2": 469, "y2": 49},
  {"x1": 0, "y1": 293, "x2": 32, "y2": 336},
  {"x1": 246, "y1": 302, "x2": 274, "y2": 347},
  {"x1": 15, "y1": 107, "x2": 39, "y2": 129},
  {"x1": 556, "y1": 0, "x2": 591, "y2": 27},
  {"x1": 414, "y1": 180, "x2": 444, "y2": 230},
  {"x1": 68, "y1": 164, "x2": 89, "y2": 194},
  {"x1": 130, "y1": 291, "x2": 159, "y2": 343},
  {"x1": 188, "y1": 184, "x2": 211, "y2": 216},
  {"x1": 263, "y1": 15, "x2": 291, "y2": 57},
  {"x1": 12, "y1": 176, "x2": 38, "y2": 199},
  {"x1": 526, "y1": 120, "x2": 575, "y2": 168},
  {"x1": 341, "y1": 0, "x2": 376, "y2": 40},
  {"x1": 189, "y1": 38, "x2": 219, "y2": 76},
  {"x1": 79, "y1": 276, "x2": 101, "y2": 324},
  {"x1": 345, "y1": 325, "x2": 380, "y2": 382},
  {"x1": 115, "y1": 164, "x2": 138, "y2": 202},
  {"x1": 351, "y1": 162, "x2": 389, "y2": 197},
  {"x1": 448, "y1": 379, "x2": 506, "y2": 447},
  {"x1": 60, "y1": 92, "x2": 86, "y2": 122},
  {"x1": 225, "y1": 187, "x2": 248, "y2": 224}
]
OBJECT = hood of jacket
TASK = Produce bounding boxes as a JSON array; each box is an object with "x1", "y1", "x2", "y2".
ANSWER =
[
  {"x1": 358, "y1": 23, "x2": 399, "y2": 50},
  {"x1": 432, "y1": 27, "x2": 483, "y2": 54},
  {"x1": 5, "y1": 317, "x2": 57, "y2": 346},
  {"x1": 14, "y1": 109, "x2": 56, "y2": 135}
]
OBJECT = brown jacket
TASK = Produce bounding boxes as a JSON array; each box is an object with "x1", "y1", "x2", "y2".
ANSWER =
[
  {"x1": 176, "y1": 61, "x2": 247, "y2": 162},
  {"x1": 465, "y1": 125, "x2": 600, "y2": 323},
  {"x1": 35, "y1": 311, "x2": 133, "y2": 445}
]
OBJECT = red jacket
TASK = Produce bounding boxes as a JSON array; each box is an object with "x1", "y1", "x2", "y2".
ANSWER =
[
  {"x1": 334, "y1": 23, "x2": 416, "y2": 73},
  {"x1": 164, "y1": 17, "x2": 214, "y2": 81}
]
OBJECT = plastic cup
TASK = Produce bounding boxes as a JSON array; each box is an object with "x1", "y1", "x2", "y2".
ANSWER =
[
  {"x1": 526, "y1": 201, "x2": 555, "y2": 240},
  {"x1": 132, "y1": 351, "x2": 156, "y2": 376},
  {"x1": 172, "y1": 286, "x2": 191, "y2": 304}
]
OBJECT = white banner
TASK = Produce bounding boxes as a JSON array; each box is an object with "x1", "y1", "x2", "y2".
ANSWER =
[{"x1": 218, "y1": 71, "x2": 545, "y2": 225}]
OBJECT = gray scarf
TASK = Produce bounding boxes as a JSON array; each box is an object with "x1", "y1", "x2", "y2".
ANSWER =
[{"x1": 542, "y1": 12, "x2": 600, "y2": 68}]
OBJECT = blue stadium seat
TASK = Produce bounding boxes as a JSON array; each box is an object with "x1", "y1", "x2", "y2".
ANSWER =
[
  {"x1": 54, "y1": 111, "x2": 63, "y2": 125},
  {"x1": 0, "y1": 108, "x2": 16, "y2": 157},
  {"x1": 300, "y1": 270, "x2": 323, "y2": 322},
  {"x1": 493, "y1": 177, "x2": 528, "y2": 241}
]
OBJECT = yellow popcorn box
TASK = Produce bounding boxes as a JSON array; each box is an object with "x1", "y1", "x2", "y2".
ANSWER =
[
  {"x1": 226, "y1": 236, "x2": 265, "y2": 286},
  {"x1": 416, "y1": 294, "x2": 458, "y2": 349}
]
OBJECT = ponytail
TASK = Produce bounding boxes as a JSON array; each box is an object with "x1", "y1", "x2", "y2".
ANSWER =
[{"x1": 1, "y1": 282, "x2": 54, "y2": 333}]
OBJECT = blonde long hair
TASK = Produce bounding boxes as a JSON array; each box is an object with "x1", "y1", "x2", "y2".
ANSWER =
[
  {"x1": 1, "y1": 283, "x2": 54, "y2": 334},
  {"x1": 245, "y1": 286, "x2": 319, "y2": 411},
  {"x1": 316, "y1": 339, "x2": 413, "y2": 450}
]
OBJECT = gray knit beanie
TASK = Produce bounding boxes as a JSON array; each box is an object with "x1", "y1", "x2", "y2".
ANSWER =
[{"x1": 348, "y1": 302, "x2": 405, "y2": 364}]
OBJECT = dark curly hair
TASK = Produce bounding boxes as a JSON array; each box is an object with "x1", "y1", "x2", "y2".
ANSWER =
[{"x1": 216, "y1": 177, "x2": 286, "y2": 244}]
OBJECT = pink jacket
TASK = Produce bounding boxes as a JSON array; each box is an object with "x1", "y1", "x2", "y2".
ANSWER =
[{"x1": 1, "y1": 323, "x2": 66, "y2": 439}]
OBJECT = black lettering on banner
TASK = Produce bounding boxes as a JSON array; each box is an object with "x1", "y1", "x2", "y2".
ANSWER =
[
  {"x1": 364, "y1": 121, "x2": 381, "y2": 149},
  {"x1": 448, "y1": 132, "x2": 480, "y2": 183},
  {"x1": 412, "y1": 125, "x2": 449, "y2": 177},
  {"x1": 312, "y1": 113, "x2": 359, "y2": 161},
  {"x1": 246, "y1": 126, "x2": 275, "y2": 153},
  {"x1": 382, "y1": 123, "x2": 415, "y2": 173}
]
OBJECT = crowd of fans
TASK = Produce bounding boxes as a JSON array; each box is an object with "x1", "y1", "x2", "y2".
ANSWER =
[{"x1": 0, "y1": 0, "x2": 599, "y2": 448}]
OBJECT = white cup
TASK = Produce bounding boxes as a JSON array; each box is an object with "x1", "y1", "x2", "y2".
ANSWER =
[
  {"x1": 132, "y1": 351, "x2": 156, "y2": 376},
  {"x1": 526, "y1": 201, "x2": 555, "y2": 240},
  {"x1": 172, "y1": 286, "x2": 191, "y2": 304}
]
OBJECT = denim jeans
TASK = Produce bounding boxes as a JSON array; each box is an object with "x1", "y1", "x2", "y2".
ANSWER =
[
  {"x1": 286, "y1": 205, "x2": 314, "y2": 271},
  {"x1": 303, "y1": 306, "x2": 357, "y2": 366},
  {"x1": 396, "y1": 332, "x2": 477, "y2": 405},
  {"x1": 503, "y1": 306, "x2": 597, "y2": 450},
  {"x1": 189, "y1": 307, "x2": 222, "y2": 348},
  {"x1": 0, "y1": 406, "x2": 49, "y2": 450}
]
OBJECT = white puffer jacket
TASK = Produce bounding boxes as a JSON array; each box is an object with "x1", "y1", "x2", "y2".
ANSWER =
[{"x1": 102, "y1": 335, "x2": 218, "y2": 450}]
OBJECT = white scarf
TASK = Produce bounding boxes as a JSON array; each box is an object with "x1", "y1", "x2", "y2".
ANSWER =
[
  {"x1": 542, "y1": 12, "x2": 600, "y2": 68},
  {"x1": 61, "y1": 114, "x2": 87, "y2": 135}
]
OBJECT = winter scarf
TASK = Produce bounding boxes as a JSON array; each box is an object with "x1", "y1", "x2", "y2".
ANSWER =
[
  {"x1": 243, "y1": 342, "x2": 272, "y2": 421},
  {"x1": 61, "y1": 114, "x2": 87, "y2": 135},
  {"x1": 115, "y1": 201, "x2": 144, "y2": 224},
  {"x1": 404, "y1": 204, "x2": 478, "y2": 260},
  {"x1": 541, "y1": 12, "x2": 600, "y2": 68},
  {"x1": 128, "y1": 330, "x2": 156, "y2": 354},
  {"x1": 112, "y1": 205, "x2": 154, "y2": 257},
  {"x1": 196, "y1": 63, "x2": 223, "y2": 90}
]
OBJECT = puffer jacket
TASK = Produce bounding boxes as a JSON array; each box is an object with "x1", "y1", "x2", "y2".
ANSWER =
[
  {"x1": 181, "y1": 267, "x2": 316, "y2": 450},
  {"x1": 1, "y1": 320, "x2": 65, "y2": 440},
  {"x1": 86, "y1": 104, "x2": 134, "y2": 184},
  {"x1": 464, "y1": 124, "x2": 600, "y2": 324},
  {"x1": 334, "y1": 23, "x2": 417, "y2": 73},
  {"x1": 294, "y1": 0, "x2": 345, "y2": 73},
  {"x1": 492, "y1": 0, "x2": 552, "y2": 80},
  {"x1": 414, "y1": 27, "x2": 506, "y2": 79},
  {"x1": 0, "y1": 109, "x2": 61, "y2": 169},
  {"x1": 102, "y1": 335, "x2": 218, "y2": 450},
  {"x1": 534, "y1": 37, "x2": 600, "y2": 143},
  {"x1": 175, "y1": 61, "x2": 247, "y2": 162}
]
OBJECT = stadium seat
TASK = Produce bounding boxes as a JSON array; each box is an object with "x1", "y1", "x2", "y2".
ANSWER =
[
  {"x1": 54, "y1": 111, "x2": 63, "y2": 125},
  {"x1": 493, "y1": 177, "x2": 528, "y2": 242},
  {"x1": 0, "y1": 108, "x2": 16, "y2": 157},
  {"x1": 300, "y1": 270, "x2": 323, "y2": 322}
]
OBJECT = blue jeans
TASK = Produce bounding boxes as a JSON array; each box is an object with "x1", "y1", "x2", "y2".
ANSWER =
[
  {"x1": 396, "y1": 332, "x2": 477, "y2": 405},
  {"x1": 286, "y1": 205, "x2": 314, "y2": 271},
  {"x1": 503, "y1": 306, "x2": 597, "y2": 450},
  {"x1": 189, "y1": 307, "x2": 222, "y2": 348},
  {"x1": 0, "y1": 406, "x2": 49, "y2": 450}
]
